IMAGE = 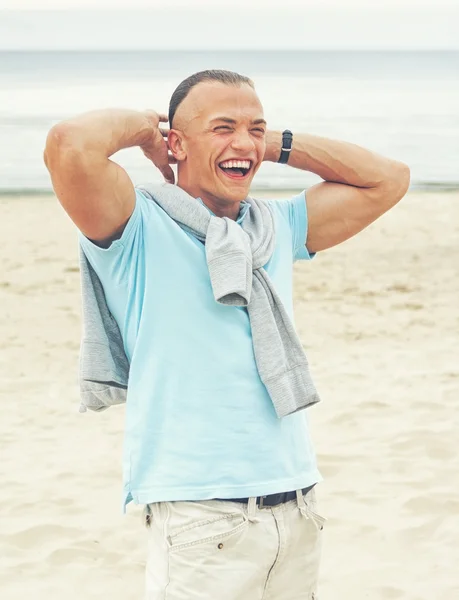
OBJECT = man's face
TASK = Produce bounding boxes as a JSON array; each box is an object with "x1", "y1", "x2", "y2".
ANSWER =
[{"x1": 171, "y1": 81, "x2": 266, "y2": 205}]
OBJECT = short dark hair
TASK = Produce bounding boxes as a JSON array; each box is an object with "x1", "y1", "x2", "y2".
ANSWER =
[{"x1": 168, "y1": 70, "x2": 254, "y2": 127}]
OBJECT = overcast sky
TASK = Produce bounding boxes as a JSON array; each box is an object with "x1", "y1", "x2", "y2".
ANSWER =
[
  {"x1": 2, "y1": 0, "x2": 458, "y2": 7},
  {"x1": 0, "y1": 0, "x2": 456, "y2": 50}
]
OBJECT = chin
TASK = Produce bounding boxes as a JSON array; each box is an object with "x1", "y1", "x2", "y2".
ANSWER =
[
  {"x1": 227, "y1": 190, "x2": 250, "y2": 203},
  {"x1": 220, "y1": 181, "x2": 252, "y2": 203},
  {"x1": 213, "y1": 167, "x2": 255, "y2": 203}
]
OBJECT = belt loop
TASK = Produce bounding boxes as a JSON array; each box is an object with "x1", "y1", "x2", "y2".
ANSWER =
[
  {"x1": 296, "y1": 490, "x2": 311, "y2": 519},
  {"x1": 247, "y1": 496, "x2": 258, "y2": 522},
  {"x1": 296, "y1": 490, "x2": 306, "y2": 514}
]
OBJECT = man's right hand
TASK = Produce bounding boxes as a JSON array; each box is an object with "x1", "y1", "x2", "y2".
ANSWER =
[{"x1": 140, "y1": 111, "x2": 176, "y2": 185}]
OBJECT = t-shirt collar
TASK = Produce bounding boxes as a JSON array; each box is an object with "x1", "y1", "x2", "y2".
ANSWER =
[{"x1": 197, "y1": 198, "x2": 251, "y2": 225}]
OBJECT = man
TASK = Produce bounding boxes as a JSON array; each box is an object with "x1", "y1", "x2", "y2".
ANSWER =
[{"x1": 44, "y1": 70, "x2": 409, "y2": 599}]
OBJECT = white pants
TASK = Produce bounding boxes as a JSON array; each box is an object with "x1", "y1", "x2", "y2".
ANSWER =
[{"x1": 144, "y1": 487, "x2": 325, "y2": 600}]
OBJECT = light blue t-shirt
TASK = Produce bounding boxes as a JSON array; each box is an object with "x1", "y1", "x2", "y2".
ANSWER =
[{"x1": 79, "y1": 189, "x2": 322, "y2": 511}]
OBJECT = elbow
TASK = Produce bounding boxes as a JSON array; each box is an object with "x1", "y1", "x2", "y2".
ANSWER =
[
  {"x1": 43, "y1": 122, "x2": 88, "y2": 171},
  {"x1": 391, "y1": 161, "x2": 411, "y2": 201},
  {"x1": 378, "y1": 161, "x2": 410, "y2": 206},
  {"x1": 396, "y1": 161, "x2": 411, "y2": 199}
]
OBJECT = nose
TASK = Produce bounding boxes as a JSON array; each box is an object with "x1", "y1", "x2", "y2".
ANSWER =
[{"x1": 231, "y1": 129, "x2": 256, "y2": 154}]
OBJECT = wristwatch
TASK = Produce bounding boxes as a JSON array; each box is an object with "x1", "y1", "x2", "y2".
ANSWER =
[{"x1": 278, "y1": 130, "x2": 293, "y2": 164}]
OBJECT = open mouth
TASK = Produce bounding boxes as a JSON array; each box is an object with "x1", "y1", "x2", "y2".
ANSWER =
[{"x1": 218, "y1": 159, "x2": 253, "y2": 180}]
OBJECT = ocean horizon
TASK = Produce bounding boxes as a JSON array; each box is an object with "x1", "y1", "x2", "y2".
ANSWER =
[{"x1": 1, "y1": 49, "x2": 458, "y2": 194}]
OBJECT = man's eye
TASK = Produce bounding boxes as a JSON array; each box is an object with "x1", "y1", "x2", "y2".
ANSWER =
[
  {"x1": 215, "y1": 126, "x2": 232, "y2": 131},
  {"x1": 253, "y1": 128, "x2": 265, "y2": 134}
]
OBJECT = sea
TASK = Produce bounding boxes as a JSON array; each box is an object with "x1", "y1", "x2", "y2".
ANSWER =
[{"x1": 0, "y1": 50, "x2": 458, "y2": 194}]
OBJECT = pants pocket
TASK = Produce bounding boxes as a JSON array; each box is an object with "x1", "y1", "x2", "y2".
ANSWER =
[
  {"x1": 302, "y1": 488, "x2": 327, "y2": 531},
  {"x1": 307, "y1": 510, "x2": 326, "y2": 531},
  {"x1": 154, "y1": 501, "x2": 263, "y2": 600},
  {"x1": 167, "y1": 508, "x2": 249, "y2": 553}
]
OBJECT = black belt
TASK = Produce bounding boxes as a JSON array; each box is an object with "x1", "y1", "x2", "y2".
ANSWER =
[{"x1": 217, "y1": 484, "x2": 316, "y2": 508}]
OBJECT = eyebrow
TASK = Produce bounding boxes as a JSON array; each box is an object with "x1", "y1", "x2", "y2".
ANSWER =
[{"x1": 210, "y1": 117, "x2": 267, "y2": 126}]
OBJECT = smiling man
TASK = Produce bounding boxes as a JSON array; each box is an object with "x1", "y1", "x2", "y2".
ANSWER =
[
  {"x1": 44, "y1": 70, "x2": 410, "y2": 600},
  {"x1": 166, "y1": 78, "x2": 268, "y2": 220}
]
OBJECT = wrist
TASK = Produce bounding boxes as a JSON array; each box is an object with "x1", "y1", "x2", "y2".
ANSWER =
[
  {"x1": 264, "y1": 130, "x2": 283, "y2": 162},
  {"x1": 136, "y1": 111, "x2": 160, "y2": 147}
]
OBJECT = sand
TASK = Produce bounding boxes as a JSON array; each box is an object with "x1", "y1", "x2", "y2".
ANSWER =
[{"x1": 0, "y1": 190, "x2": 458, "y2": 600}]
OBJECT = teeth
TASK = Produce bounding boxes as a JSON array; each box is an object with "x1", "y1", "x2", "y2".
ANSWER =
[{"x1": 220, "y1": 160, "x2": 251, "y2": 169}]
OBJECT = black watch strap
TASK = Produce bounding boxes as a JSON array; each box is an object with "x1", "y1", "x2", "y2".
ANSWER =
[{"x1": 278, "y1": 130, "x2": 293, "y2": 164}]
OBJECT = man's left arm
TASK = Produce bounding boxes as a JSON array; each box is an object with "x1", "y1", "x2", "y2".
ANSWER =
[{"x1": 264, "y1": 132, "x2": 410, "y2": 254}]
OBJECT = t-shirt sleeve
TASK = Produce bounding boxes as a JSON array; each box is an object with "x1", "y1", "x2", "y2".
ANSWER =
[
  {"x1": 78, "y1": 188, "x2": 151, "y2": 285},
  {"x1": 269, "y1": 190, "x2": 315, "y2": 261}
]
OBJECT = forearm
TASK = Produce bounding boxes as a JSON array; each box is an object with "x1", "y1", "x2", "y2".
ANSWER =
[
  {"x1": 265, "y1": 131, "x2": 404, "y2": 189},
  {"x1": 46, "y1": 108, "x2": 154, "y2": 159}
]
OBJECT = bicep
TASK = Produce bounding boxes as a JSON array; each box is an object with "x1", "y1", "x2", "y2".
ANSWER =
[
  {"x1": 44, "y1": 125, "x2": 135, "y2": 244},
  {"x1": 305, "y1": 180, "x2": 397, "y2": 253},
  {"x1": 78, "y1": 188, "x2": 148, "y2": 286}
]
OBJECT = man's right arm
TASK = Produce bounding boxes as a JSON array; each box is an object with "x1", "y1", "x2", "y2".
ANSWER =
[{"x1": 43, "y1": 109, "x2": 173, "y2": 245}]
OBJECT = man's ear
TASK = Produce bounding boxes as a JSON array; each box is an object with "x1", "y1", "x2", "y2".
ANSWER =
[{"x1": 168, "y1": 131, "x2": 186, "y2": 161}]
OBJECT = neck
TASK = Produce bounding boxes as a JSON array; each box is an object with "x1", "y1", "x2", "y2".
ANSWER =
[{"x1": 177, "y1": 175, "x2": 241, "y2": 221}]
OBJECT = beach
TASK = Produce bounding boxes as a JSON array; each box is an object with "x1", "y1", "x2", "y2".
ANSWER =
[{"x1": 1, "y1": 189, "x2": 458, "y2": 600}]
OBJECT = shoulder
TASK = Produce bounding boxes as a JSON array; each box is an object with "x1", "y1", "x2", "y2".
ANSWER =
[
  {"x1": 264, "y1": 190, "x2": 306, "y2": 224},
  {"x1": 77, "y1": 186, "x2": 169, "y2": 283},
  {"x1": 262, "y1": 191, "x2": 314, "y2": 261}
]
